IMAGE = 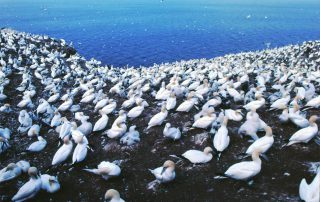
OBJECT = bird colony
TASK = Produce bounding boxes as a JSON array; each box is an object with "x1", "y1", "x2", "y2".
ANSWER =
[{"x1": 0, "y1": 28, "x2": 320, "y2": 202}]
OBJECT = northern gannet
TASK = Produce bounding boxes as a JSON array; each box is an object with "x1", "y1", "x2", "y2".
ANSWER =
[
  {"x1": 12, "y1": 167, "x2": 42, "y2": 202},
  {"x1": 182, "y1": 147, "x2": 213, "y2": 164},
  {"x1": 104, "y1": 189, "x2": 125, "y2": 202},
  {"x1": 287, "y1": 115, "x2": 318, "y2": 146},
  {"x1": 163, "y1": 123, "x2": 181, "y2": 140},
  {"x1": 84, "y1": 161, "x2": 121, "y2": 180},
  {"x1": 52, "y1": 136, "x2": 73, "y2": 166}
]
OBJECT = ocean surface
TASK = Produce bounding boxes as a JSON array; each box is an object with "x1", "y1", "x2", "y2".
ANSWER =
[{"x1": 1, "y1": 0, "x2": 320, "y2": 67}]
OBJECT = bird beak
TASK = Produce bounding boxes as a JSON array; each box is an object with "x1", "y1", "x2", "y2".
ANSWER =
[{"x1": 161, "y1": 166, "x2": 167, "y2": 175}]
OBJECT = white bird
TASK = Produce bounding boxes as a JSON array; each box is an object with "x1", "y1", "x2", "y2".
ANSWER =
[
  {"x1": 47, "y1": 92, "x2": 60, "y2": 103},
  {"x1": 192, "y1": 112, "x2": 216, "y2": 129},
  {"x1": 70, "y1": 122, "x2": 85, "y2": 142},
  {"x1": 166, "y1": 92, "x2": 176, "y2": 110},
  {"x1": 36, "y1": 99, "x2": 50, "y2": 114},
  {"x1": 17, "y1": 95, "x2": 33, "y2": 108},
  {"x1": 77, "y1": 116, "x2": 92, "y2": 136},
  {"x1": 72, "y1": 135, "x2": 88, "y2": 164},
  {"x1": 94, "y1": 96, "x2": 108, "y2": 112},
  {"x1": 299, "y1": 168, "x2": 320, "y2": 202},
  {"x1": 224, "y1": 150, "x2": 262, "y2": 181},
  {"x1": 287, "y1": 115, "x2": 318, "y2": 146},
  {"x1": 40, "y1": 174, "x2": 60, "y2": 193},
  {"x1": 83, "y1": 161, "x2": 121, "y2": 180},
  {"x1": 52, "y1": 136, "x2": 73, "y2": 166},
  {"x1": 127, "y1": 100, "x2": 145, "y2": 119},
  {"x1": 305, "y1": 95, "x2": 320, "y2": 108},
  {"x1": 105, "y1": 121, "x2": 127, "y2": 139},
  {"x1": 58, "y1": 98, "x2": 73, "y2": 111},
  {"x1": 18, "y1": 110, "x2": 32, "y2": 133},
  {"x1": 58, "y1": 117, "x2": 71, "y2": 140},
  {"x1": 243, "y1": 95, "x2": 265, "y2": 111},
  {"x1": 147, "y1": 106, "x2": 168, "y2": 129},
  {"x1": 27, "y1": 124, "x2": 40, "y2": 137},
  {"x1": 246, "y1": 126, "x2": 274, "y2": 155},
  {"x1": 104, "y1": 189, "x2": 125, "y2": 202},
  {"x1": 176, "y1": 94, "x2": 196, "y2": 112},
  {"x1": 0, "y1": 127, "x2": 10, "y2": 139},
  {"x1": 101, "y1": 99, "x2": 116, "y2": 114},
  {"x1": 112, "y1": 110, "x2": 127, "y2": 128},
  {"x1": 182, "y1": 147, "x2": 213, "y2": 164},
  {"x1": 238, "y1": 108, "x2": 266, "y2": 140},
  {"x1": 289, "y1": 104, "x2": 309, "y2": 128},
  {"x1": 270, "y1": 93, "x2": 290, "y2": 110},
  {"x1": 225, "y1": 109, "x2": 243, "y2": 121},
  {"x1": 12, "y1": 167, "x2": 42, "y2": 202},
  {"x1": 0, "y1": 163, "x2": 22, "y2": 183},
  {"x1": 203, "y1": 94, "x2": 221, "y2": 109},
  {"x1": 163, "y1": 123, "x2": 181, "y2": 140},
  {"x1": 50, "y1": 111, "x2": 61, "y2": 127},
  {"x1": 80, "y1": 91, "x2": 95, "y2": 103},
  {"x1": 27, "y1": 136, "x2": 47, "y2": 152},
  {"x1": 93, "y1": 111, "x2": 109, "y2": 132},
  {"x1": 149, "y1": 160, "x2": 175, "y2": 183},
  {"x1": 120, "y1": 125, "x2": 140, "y2": 145},
  {"x1": 213, "y1": 117, "x2": 230, "y2": 156},
  {"x1": 0, "y1": 160, "x2": 30, "y2": 183},
  {"x1": 279, "y1": 108, "x2": 289, "y2": 123},
  {"x1": 121, "y1": 93, "x2": 136, "y2": 109}
]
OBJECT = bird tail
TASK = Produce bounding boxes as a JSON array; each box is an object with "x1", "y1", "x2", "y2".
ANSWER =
[
  {"x1": 147, "y1": 179, "x2": 160, "y2": 191},
  {"x1": 267, "y1": 108, "x2": 276, "y2": 111},
  {"x1": 301, "y1": 106, "x2": 312, "y2": 111},
  {"x1": 281, "y1": 142, "x2": 290, "y2": 148},
  {"x1": 169, "y1": 154, "x2": 182, "y2": 159},
  {"x1": 214, "y1": 173, "x2": 228, "y2": 180},
  {"x1": 83, "y1": 168, "x2": 98, "y2": 174},
  {"x1": 217, "y1": 152, "x2": 222, "y2": 161}
]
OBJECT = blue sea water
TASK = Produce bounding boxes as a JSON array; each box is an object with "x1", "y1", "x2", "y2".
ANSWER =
[{"x1": 1, "y1": 0, "x2": 320, "y2": 67}]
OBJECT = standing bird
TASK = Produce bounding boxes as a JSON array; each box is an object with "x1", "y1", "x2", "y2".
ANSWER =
[
  {"x1": 213, "y1": 117, "x2": 230, "y2": 158},
  {"x1": 299, "y1": 168, "x2": 320, "y2": 202},
  {"x1": 52, "y1": 137, "x2": 73, "y2": 166},
  {"x1": 72, "y1": 135, "x2": 88, "y2": 164},
  {"x1": 166, "y1": 92, "x2": 177, "y2": 110}
]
